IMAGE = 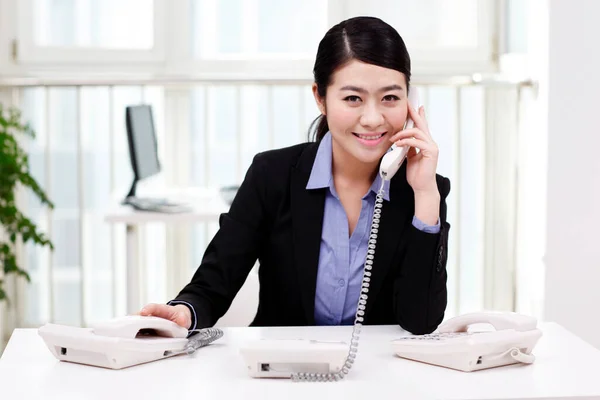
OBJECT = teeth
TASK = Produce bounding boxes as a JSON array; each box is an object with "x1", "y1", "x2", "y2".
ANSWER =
[{"x1": 357, "y1": 133, "x2": 384, "y2": 140}]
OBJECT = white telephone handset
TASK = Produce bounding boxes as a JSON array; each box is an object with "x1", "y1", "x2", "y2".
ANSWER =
[
  {"x1": 38, "y1": 315, "x2": 222, "y2": 369},
  {"x1": 379, "y1": 87, "x2": 421, "y2": 180},
  {"x1": 391, "y1": 311, "x2": 543, "y2": 372}
]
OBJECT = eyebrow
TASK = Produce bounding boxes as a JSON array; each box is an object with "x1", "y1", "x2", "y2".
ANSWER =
[{"x1": 340, "y1": 84, "x2": 405, "y2": 93}]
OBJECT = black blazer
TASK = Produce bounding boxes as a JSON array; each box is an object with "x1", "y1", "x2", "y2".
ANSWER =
[{"x1": 173, "y1": 141, "x2": 451, "y2": 334}]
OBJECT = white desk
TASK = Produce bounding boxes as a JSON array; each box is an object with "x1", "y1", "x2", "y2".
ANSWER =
[
  {"x1": 2, "y1": 323, "x2": 600, "y2": 400},
  {"x1": 104, "y1": 187, "x2": 230, "y2": 314}
]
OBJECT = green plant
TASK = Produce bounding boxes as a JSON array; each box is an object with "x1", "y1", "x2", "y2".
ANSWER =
[{"x1": 0, "y1": 102, "x2": 53, "y2": 302}]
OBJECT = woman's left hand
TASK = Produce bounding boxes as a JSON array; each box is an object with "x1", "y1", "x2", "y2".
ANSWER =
[{"x1": 388, "y1": 104, "x2": 439, "y2": 195}]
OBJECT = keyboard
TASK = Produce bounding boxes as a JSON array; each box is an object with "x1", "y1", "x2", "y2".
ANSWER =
[{"x1": 124, "y1": 197, "x2": 192, "y2": 213}]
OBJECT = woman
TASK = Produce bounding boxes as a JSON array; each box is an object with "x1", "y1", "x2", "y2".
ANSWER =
[{"x1": 140, "y1": 16, "x2": 450, "y2": 335}]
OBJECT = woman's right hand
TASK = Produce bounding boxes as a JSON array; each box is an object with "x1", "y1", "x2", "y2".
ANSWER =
[{"x1": 139, "y1": 303, "x2": 192, "y2": 329}]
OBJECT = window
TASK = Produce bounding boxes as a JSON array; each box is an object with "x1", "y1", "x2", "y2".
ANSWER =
[
  {"x1": 13, "y1": 0, "x2": 496, "y2": 76},
  {"x1": 20, "y1": 85, "x2": 166, "y2": 325},
  {"x1": 345, "y1": 0, "x2": 481, "y2": 48},
  {"x1": 191, "y1": 0, "x2": 328, "y2": 59},
  {"x1": 339, "y1": 0, "x2": 496, "y2": 75},
  {"x1": 33, "y1": 0, "x2": 153, "y2": 49},
  {"x1": 16, "y1": 0, "x2": 164, "y2": 63}
]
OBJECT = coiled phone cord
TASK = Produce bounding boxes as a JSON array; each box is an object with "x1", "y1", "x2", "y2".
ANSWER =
[
  {"x1": 291, "y1": 181, "x2": 386, "y2": 382},
  {"x1": 165, "y1": 327, "x2": 224, "y2": 357},
  {"x1": 185, "y1": 328, "x2": 224, "y2": 354}
]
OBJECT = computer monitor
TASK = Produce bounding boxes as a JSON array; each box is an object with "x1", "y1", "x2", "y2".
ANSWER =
[{"x1": 124, "y1": 104, "x2": 161, "y2": 199}]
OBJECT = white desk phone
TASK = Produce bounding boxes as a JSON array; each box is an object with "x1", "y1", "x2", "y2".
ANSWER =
[
  {"x1": 38, "y1": 316, "x2": 223, "y2": 370},
  {"x1": 37, "y1": 87, "x2": 542, "y2": 380}
]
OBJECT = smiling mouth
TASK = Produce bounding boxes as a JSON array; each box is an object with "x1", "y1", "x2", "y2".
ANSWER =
[{"x1": 352, "y1": 132, "x2": 386, "y2": 140}]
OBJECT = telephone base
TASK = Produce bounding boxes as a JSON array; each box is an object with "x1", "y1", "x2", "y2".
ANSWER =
[
  {"x1": 396, "y1": 348, "x2": 533, "y2": 372},
  {"x1": 240, "y1": 339, "x2": 348, "y2": 379},
  {"x1": 39, "y1": 323, "x2": 189, "y2": 370},
  {"x1": 392, "y1": 328, "x2": 542, "y2": 372}
]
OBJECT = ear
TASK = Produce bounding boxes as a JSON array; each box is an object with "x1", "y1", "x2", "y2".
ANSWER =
[{"x1": 312, "y1": 83, "x2": 326, "y2": 116}]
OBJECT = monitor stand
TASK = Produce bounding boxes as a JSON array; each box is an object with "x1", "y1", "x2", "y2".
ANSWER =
[{"x1": 122, "y1": 178, "x2": 191, "y2": 214}]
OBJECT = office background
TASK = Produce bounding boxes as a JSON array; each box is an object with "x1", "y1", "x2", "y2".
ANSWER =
[{"x1": 0, "y1": 0, "x2": 596, "y2": 351}]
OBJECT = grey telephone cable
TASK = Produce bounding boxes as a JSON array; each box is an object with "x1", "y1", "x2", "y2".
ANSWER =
[
  {"x1": 291, "y1": 180, "x2": 386, "y2": 382},
  {"x1": 164, "y1": 327, "x2": 224, "y2": 357}
]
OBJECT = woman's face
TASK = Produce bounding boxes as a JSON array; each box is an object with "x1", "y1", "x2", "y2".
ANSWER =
[{"x1": 313, "y1": 59, "x2": 409, "y2": 167}]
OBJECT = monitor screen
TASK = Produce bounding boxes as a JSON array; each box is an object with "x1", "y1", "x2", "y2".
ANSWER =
[{"x1": 126, "y1": 105, "x2": 160, "y2": 181}]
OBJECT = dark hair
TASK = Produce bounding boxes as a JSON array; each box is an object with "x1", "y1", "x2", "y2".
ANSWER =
[{"x1": 309, "y1": 16, "x2": 412, "y2": 142}]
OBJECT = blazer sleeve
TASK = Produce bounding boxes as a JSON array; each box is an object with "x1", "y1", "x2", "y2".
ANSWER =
[
  {"x1": 170, "y1": 154, "x2": 270, "y2": 328},
  {"x1": 393, "y1": 175, "x2": 451, "y2": 335}
]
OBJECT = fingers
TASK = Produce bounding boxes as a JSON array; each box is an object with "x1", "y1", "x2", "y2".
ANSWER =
[
  {"x1": 407, "y1": 103, "x2": 423, "y2": 128},
  {"x1": 139, "y1": 303, "x2": 153, "y2": 316},
  {"x1": 140, "y1": 303, "x2": 192, "y2": 329},
  {"x1": 140, "y1": 303, "x2": 171, "y2": 319},
  {"x1": 389, "y1": 128, "x2": 431, "y2": 144},
  {"x1": 394, "y1": 138, "x2": 438, "y2": 157},
  {"x1": 171, "y1": 305, "x2": 192, "y2": 328},
  {"x1": 407, "y1": 104, "x2": 431, "y2": 138},
  {"x1": 407, "y1": 146, "x2": 419, "y2": 159}
]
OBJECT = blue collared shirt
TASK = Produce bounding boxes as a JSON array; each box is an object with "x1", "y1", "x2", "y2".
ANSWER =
[{"x1": 306, "y1": 132, "x2": 440, "y2": 325}]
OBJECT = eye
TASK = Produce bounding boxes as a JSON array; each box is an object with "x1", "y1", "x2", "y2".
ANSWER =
[
  {"x1": 383, "y1": 95, "x2": 400, "y2": 102},
  {"x1": 343, "y1": 95, "x2": 362, "y2": 103}
]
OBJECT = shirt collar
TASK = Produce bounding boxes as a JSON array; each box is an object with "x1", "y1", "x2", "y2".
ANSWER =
[{"x1": 306, "y1": 132, "x2": 390, "y2": 201}]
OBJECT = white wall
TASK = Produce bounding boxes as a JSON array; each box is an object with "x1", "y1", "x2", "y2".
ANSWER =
[{"x1": 545, "y1": 0, "x2": 600, "y2": 349}]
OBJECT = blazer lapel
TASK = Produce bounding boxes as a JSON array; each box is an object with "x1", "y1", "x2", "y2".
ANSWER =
[
  {"x1": 364, "y1": 165, "x2": 412, "y2": 319},
  {"x1": 290, "y1": 143, "x2": 324, "y2": 325}
]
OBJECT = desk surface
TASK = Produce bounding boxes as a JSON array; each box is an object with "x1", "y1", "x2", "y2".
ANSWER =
[
  {"x1": 1, "y1": 323, "x2": 599, "y2": 400},
  {"x1": 104, "y1": 187, "x2": 230, "y2": 224}
]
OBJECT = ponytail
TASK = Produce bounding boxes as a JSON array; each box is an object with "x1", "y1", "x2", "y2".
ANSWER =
[{"x1": 308, "y1": 114, "x2": 329, "y2": 142}]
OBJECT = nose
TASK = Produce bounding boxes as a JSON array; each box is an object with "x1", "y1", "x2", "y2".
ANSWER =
[{"x1": 359, "y1": 103, "x2": 384, "y2": 130}]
